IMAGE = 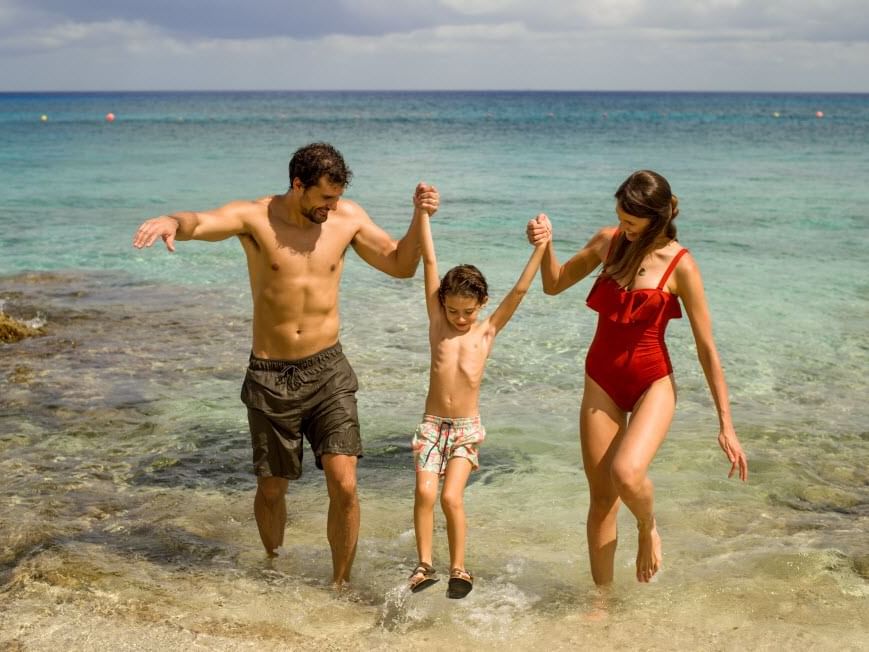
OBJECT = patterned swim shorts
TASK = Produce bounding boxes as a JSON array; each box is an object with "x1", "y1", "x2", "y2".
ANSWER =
[{"x1": 412, "y1": 415, "x2": 486, "y2": 475}]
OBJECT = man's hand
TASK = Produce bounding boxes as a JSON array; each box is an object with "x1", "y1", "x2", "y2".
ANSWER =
[
  {"x1": 133, "y1": 216, "x2": 180, "y2": 252},
  {"x1": 526, "y1": 213, "x2": 551, "y2": 246},
  {"x1": 414, "y1": 183, "x2": 439, "y2": 216}
]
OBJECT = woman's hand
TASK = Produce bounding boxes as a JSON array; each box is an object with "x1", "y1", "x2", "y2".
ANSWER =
[
  {"x1": 526, "y1": 213, "x2": 551, "y2": 246},
  {"x1": 718, "y1": 427, "x2": 748, "y2": 481}
]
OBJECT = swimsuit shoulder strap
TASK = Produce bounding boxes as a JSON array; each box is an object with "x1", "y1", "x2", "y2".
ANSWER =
[{"x1": 656, "y1": 247, "x2": 689, "y2": 290}]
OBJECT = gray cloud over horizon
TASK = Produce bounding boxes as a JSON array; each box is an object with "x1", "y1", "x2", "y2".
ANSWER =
[{"x1": 1, "y1": 0, "x2": 867, "y2": 91}]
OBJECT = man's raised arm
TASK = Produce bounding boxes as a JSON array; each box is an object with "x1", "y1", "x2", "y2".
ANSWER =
[{"x1": 351, "y1": 184, "x2": 439, "y2": 278}]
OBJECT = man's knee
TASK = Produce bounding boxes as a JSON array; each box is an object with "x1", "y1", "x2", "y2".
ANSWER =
[
  {"x1": 323, "y1": 455, "x2": 358, "y2": 503},
  {"x1": 329, "y1": 476, "x2": 358, "y2": 505},
  {"x1": 257, "y1": 476, "x2": 288, "y2": 503}
]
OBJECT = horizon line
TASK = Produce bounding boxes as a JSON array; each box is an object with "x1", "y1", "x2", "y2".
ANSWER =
[{"x1": 1, "y1": 88, "x2": 867, "y2": 95}]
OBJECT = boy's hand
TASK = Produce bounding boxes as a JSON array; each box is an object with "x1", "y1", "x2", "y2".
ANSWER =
[
  {"x1": 414, "y1": 183, "x2": 439, "y2": 216},
  {"x1": 526, "y1": 213, "x2": 551, "y2": 246}
]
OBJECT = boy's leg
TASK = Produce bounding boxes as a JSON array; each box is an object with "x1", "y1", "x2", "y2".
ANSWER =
[
  {"x1": 414, "y1": 470, "x2": 440, "y2": 565},
  {"x1": 580, "y1": 375, "x2": 626, "y2": 586},
  {"x1": 440, "y1": 457, "x2": 473, "y2": 571},
  {"x1": 255, "y1": 476, "x2": 289, "y2": 556},
  {"x1": 321, "y1": 453, "x2": 360, "y2": 587}
]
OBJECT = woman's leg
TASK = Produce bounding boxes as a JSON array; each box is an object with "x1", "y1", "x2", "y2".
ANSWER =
[
  {"x1": 413, "y1": 470, "x2": 440, "y2": 565},
  {"x1": 440, "y1": 457, "x2": 474, "y2": 571},
  {"x1": 580, "y1": 375, "x2": 627, "y2": 586},
  {"x1": 610, "y1": 375, "x2": 676, "y2": 582}
]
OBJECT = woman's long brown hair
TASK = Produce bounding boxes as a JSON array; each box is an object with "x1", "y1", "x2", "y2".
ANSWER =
[{"x1": 603, "y1": 170, "x2": 679, "y2": 286}]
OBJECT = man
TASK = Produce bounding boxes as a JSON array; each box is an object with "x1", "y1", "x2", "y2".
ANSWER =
[{"x1": 132, "y1": 142, "x2": 439, "y2": 587}]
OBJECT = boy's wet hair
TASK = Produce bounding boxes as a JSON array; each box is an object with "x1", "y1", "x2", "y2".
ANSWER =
[
  {"x1": 289, "y1": 142, "x2": 353, "y2": 189},
  {"x1": 438, "y1": 264, "x2": 488, "y2": 305}
]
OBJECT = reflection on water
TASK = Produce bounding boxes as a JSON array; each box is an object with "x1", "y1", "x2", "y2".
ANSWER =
[{"x1": 1, "y1": 271, "x2": 867, "y2": 651}]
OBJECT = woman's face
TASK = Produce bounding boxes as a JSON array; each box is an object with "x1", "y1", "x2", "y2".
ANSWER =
[{"x1": 615, "y1": 204, "x2": 651, "y2": 241}]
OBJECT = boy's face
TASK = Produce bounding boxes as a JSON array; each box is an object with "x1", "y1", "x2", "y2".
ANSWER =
[{"x1": 442, "y1": 294, "x2": 485, "y2": 332}]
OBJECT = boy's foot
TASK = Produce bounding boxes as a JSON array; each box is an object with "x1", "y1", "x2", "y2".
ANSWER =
[
  {"x1": 636, "y1": 520, "x2": 662, "y2": 583},
  {"x1": 409, "y1": 562, "x2": 439, "y2": 593},
  {"x1": 447, "y1": 568, "x2": 473, "y2": 599}
]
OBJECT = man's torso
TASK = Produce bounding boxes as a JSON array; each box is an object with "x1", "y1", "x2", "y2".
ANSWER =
[{"x1": 239, "y1": 196, "x2": 361, "y2": 359}]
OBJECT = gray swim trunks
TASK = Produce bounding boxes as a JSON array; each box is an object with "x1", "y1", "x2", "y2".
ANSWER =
[{"x1": 240, "y1": 342, "x2": 362, "y2": 479}]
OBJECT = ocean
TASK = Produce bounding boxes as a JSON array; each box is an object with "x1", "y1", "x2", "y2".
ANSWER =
[{"x1": 1, "y1": 91, "x2": 867, "y2": 650}]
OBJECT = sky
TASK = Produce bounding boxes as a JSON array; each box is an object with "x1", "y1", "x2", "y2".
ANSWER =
[{"x1": 1, "y1": 0, "x2": 868, "y2": 92}]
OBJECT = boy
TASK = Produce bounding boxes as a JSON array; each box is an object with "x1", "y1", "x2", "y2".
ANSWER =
[{"x1": 408, "y1": 186, "x2": 548, "y2": 598}]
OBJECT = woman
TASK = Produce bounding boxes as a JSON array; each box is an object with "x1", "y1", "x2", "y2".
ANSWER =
[{"x1": 527, "y1": 170, "x2": 748, "y2": 585}]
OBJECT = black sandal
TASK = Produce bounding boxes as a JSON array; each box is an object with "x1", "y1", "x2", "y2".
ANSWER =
[
  {"x1": 408, "y1": 562, "x2": 439, "y2": 593},
  {"x1": 447, "y1": 567, "x2": 473, "y2": 599}
]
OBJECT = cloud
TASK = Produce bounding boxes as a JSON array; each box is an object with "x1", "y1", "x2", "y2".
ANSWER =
[
  {"x1": 3, "y1": 0, "x2": 868, "y2": 43},
  {"x1": 0, "y1": 0, "x2": 867, "y2": 91},
  {"x1": 0, "y1": 0, "x2": 454, "y2": 40}
]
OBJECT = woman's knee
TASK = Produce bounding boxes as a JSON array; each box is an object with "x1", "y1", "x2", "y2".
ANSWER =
[
  {"x1": 610, "y1": 459, "x2": 644, "y2": 496},
  {"x1": 587, "y1": 488, "x2": 620, "y2": 522}
]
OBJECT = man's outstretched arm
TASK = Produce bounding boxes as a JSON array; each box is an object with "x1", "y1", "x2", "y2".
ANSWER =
[{"x1": 132, "y1": 201, "x2": 251, "y2": 252}]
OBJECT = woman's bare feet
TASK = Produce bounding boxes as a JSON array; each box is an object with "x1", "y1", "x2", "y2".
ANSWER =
[
  {"x1": 636, "y1": 519, "x2": 662, "y2": 582},
  {"x1": 583, "y1": 585, "x2": 612, "y2": 621}
]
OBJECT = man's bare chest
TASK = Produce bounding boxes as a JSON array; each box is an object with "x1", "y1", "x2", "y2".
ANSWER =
[{"x1": 245, "y1": 228, "x2": 352, "y2": 276}]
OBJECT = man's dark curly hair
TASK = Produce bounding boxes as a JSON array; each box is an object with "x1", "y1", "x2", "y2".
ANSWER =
[
  {"x1": 288, "y1": 142, "x2": 353, "y2": 189},
  {"x1": 438, "y1": 264, "x2": 489, "y2": 306}
]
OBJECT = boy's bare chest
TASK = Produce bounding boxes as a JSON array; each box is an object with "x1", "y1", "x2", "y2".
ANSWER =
[{"x1": 432, "y1": 332, "x2": 488, "y2": 377}]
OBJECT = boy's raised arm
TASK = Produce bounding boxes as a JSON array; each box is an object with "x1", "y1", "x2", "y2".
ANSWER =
[
  {"x1": 415, "y1": 183, "x2": 441, "y2": 321},
  {"x1": 488, "y1": 231, "x2": 549, "y2": 333}
]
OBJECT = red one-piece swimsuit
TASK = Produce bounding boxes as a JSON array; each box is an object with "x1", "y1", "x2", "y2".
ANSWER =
[{"x1": 585, "y1": 243, "x2": 689, "y2": 412}]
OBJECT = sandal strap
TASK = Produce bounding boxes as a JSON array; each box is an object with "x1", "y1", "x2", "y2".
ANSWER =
[
  {"x1": 450, "y1": 568, "x2": 472, "y2": 581},
  {"x1": 412, "y1": 562, "x2": 434, "y2": 576}
]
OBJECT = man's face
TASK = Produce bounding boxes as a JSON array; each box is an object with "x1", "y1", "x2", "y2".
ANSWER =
[{"x1": 298, "y1": 177, "x2": 344, "y2": 224}]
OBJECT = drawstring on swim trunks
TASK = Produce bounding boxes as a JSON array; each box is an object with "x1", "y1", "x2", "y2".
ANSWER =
[
  {"x1": 422, "y1": 420, "x2": 452, "y2": 475},
  {"x1": 278, "y1": 365, "x2": 303, "y2": 391}
]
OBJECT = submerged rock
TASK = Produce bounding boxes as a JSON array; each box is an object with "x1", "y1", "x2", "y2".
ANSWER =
[{"x1": 0, "y1": 313, "x2": 43, "y2": 343}]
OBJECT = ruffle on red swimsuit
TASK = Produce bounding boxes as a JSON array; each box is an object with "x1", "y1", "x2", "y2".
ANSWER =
[{"x1": 584, "y1": 247, "x2": 689, "y2": 412}]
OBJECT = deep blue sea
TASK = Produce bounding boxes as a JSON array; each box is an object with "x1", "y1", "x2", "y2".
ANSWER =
[{"x1": 1, "y1": 91, "x2": 867, "y2": 650}]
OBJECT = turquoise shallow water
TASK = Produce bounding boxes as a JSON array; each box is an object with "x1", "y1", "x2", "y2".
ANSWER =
[{"x1": 1, "y1": 91, "x2": 867, "y2": 650}]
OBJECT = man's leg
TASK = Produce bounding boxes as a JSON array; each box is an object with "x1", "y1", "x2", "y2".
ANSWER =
[
  {"x1": 255, "y1": 475, "x2": 289, "y2": 556},
  {"x1": 321, "y1": 453, "x2": 359, "y2": 586}
]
